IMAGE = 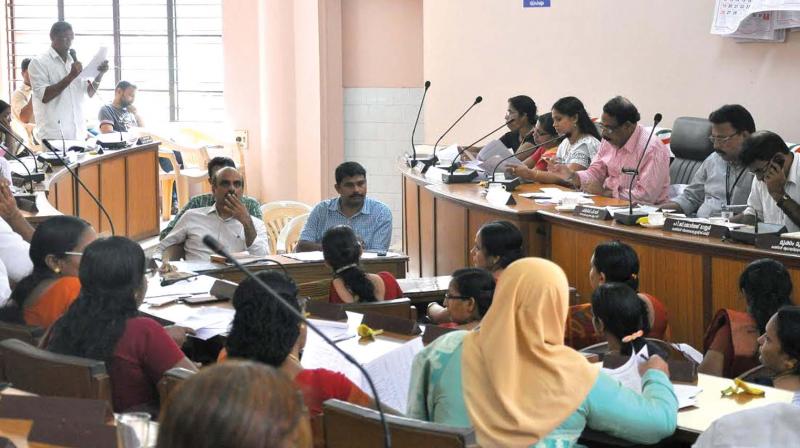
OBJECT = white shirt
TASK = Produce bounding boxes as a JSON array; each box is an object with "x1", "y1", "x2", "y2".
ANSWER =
[
  {"x1": 11, "y1": 83, "x2": 35, "y2": 124},
  {"x1": 157, "y1": 205, "x2": 270, "y2": 261},
  {"x1": 28, "y1": 47, "x2": 88, "y2": 140},
  {"x1": 744, "y1": 151, "x2": 800, "y2": 233},
  {"x1": 0, "y1": 217, "x2": 33, "y2": 305}
]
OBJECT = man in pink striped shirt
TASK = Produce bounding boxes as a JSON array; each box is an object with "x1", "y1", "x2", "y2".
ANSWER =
[{"x1": 552, "y1": 96, "x2": 670, "y2": 205}]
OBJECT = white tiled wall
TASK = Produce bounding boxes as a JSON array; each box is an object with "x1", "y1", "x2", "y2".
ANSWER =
[{"x1": 344, "y1": 87, "x2": 424, "y2": 251}]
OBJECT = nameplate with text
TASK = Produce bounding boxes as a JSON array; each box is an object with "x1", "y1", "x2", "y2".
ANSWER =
[
  {"x1": 755, "y1": 234, "x2": 800, "y2": 255},
  {"x1": 573, "y1": 205, "x2": 611, "y2": 220},
  {"x1": 663, "y1": 218, "x2": 729, "y2": 239}
]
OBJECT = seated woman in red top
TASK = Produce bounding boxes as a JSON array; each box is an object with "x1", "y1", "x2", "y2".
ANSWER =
[
  {"x1": 225, "y1": 270, "x2": 377, "y2": 417},
  {"x1": 322, "y1": 225, "x2": 401, "y2": 304},
  {"x1": 47, "y1": 237, "x2": 197, "y2": 413},
  {"x1": 0, "y1": 216, "x2": 96, "y2": 328},
  {"x1": 568, "y1": 241, "x2": 670, "y2": 349},
  {"x1": 435, "y1": 268, "x2": 495, "y2": 330},
  {"x1": 700, "y1": 258, "x2": 794, "y2": 378}
]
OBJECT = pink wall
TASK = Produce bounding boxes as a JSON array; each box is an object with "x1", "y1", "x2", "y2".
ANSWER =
[
  {"x1": 222, "y1": 0, "x2": 343, "y2": 204},
  {"x1": 342, "y1": 0, "x2": 423, "y2": 88},
  {"x1": 423, "y1": 0, "x2": 800, "y2": 145}
]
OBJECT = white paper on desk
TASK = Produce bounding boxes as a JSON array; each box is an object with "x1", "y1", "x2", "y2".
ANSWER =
[
  {"x1": 174, "y1": 307, "x2": 235, "y2": 332},
  {"x1": 361, "y1": 337, "x2": 424, "y2": 413},
  {"x1": 145, "y1": 275, "x2": 216, "y2": 300},
  {"x1": 282, "y1": 251, "x2": 325, "y2": 262},
  {"x1": 672, "y1": 343, "x2": 704, "y2": 364},
  {"x1": 476, "y1": 140, "x2": 511, "y2": 162},
  {"x1": 602, "y1": 346, "x2": 648, "y2": 393},
  {"x1": 307, "y1": 318, "x2": 356, "y2": 342},
  {"x1": 435, "y1": 144, "x2": 460, "y2": 165},
  {"x1": 673, "y1": 384, "x2": 702, "y2": 409},
  {"x1": 79, "y1": 46, "x2": 108, "y2": 79}
]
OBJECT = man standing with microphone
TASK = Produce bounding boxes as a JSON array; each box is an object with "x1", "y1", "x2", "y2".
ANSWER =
[{"x1": 28, "y1": 21, "x2": 109, "y2": 140}]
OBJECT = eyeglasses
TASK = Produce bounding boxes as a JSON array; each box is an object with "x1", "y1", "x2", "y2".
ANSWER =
[
  {"x1": 597, "y1": 123, "x2": 621, "y2": 135},
  {"x1": 63, "y1": 251, "x2": 83, "y2": 257},
  {"x1": 444, "y1": 293, "x2": 471, "y2": 301},
  {"x1": 709, "y1": 133, "x2": 739, "y2": 144},
  {"x1": 749, "y1": 160, "x2": 772, "y2": 179}
]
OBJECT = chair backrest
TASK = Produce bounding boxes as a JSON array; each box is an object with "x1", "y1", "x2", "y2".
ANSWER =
[
  {"x1": 342, "y1": 298, "x2": 415, "y2": 321},
  {"x1": 0, "y1": 339, "x2": 111, "y2": 404},
  {"x1": 0, "y1": 321, "x2": 44, "y2": 346},
  {"x1": 299, "y1": 278, "x2": 334, "y2": 302},
  {"x1": 277, "y1": 213, "x2": 310, "y2": 254},
  {"x1": 323, "y1": 399, "x2": 476, "y2": 448},
  {"x1": 261, "y1": 201, "x2": 313, "y2": 255},
  {"x1": 157, "y1": 367, "x2": 196, "y2": 415},
  {"x1": 669, "y1": 117, "x2": 714, "y2": 185}
]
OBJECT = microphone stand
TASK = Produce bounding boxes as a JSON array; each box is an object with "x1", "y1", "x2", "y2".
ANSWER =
[
  {"x1": 0, "y1": 122, "x2": 45, "y2": 193},
  {"x1": 42, "y1": 138, "x2": 116, "y2": 236},
  {"x1": 442, "y1": 120, "x2": 512, "y2": 184},
  {"x1": 420, "y1": 96, "x2": 482, "y2": 174},
  {"x1": 614, "y1": 113, "x2": 663, "y2": 226},
  {"x1": 202, "y1": 235, "x2": 392, "y2": 448},
  {"x1": 487, "y1": 134, "x2": 567, "y2": 192},
  {"x1": 409, "y1": 80, "x2": 431, "y2": 168}
]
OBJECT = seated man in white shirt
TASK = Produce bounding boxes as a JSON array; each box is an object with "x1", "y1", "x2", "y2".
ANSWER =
[
  {"x1": 0, "y1": 179, "x2": 34, "y2": 304},
  {"x1": 157, "y1": 167, "x2": 269, "y2": 262},
  {"x1": 737, "y1": 130, "x2": 800, "y2": 232}
]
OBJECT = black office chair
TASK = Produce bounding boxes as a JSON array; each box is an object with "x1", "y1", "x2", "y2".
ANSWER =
[{"x1": 669, "y1": 117, "x2": 715, "y2": 185}]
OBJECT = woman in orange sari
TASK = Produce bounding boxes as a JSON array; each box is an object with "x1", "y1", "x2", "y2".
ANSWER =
[
  {"x1": 700, "y1": 258, "x2": 795, "y2": 378},
  {"x1": 0, "y1": 216, "x2": 95, "y2": 328}
]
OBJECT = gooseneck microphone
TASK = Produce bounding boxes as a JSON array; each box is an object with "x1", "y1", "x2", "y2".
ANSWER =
[
  {"x1": 202, "y1": 235, "x2": 392, "y2": 448},
  {"x1": 420, "y1": 96, "x2": 483, "y2": 174},
  {"x1": 614, "y1": 113, "x2": 663, "y2": 226},
  {"x1": 447, "y1": 119, "x2": 513, "y2": 174},
  {"x1": 41, "y1": 138, "x2": 116, "y2": 236},
  {"x1": 409, "y1": 80, "x2": 431, "y2": 168},
  {"x1": 0, "y1": 123, "x2": 43, "y2": 193},
  {"x1": 488, "y1": 134, "x2": 568, "y2": 191}
]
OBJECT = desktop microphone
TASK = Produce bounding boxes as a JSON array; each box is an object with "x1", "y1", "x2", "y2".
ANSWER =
[
  {"x1": 42, "y1": 138, "x2": 116, "y2": 236},
  {"x1": 487, "y1": 134, "x2": 567, "y2": 191},
  {"x1": 420, "y1": 96, "x2": 483, "y2": 174},
  {"x1": 408, "y1": 80, "x2": 431, "y2": 168},
  {"x1": 614, "y1": 113, "x2": 663, "y2": 226},
  {"x1": 202, "y1": 235, "x2": 392, "y2": 448},
  {"x1": 0, "y1": 122, "x2": 44, "y2": 184},
  {"x1": 443, "y1": 119, "x2": 514, "y2": 184}
]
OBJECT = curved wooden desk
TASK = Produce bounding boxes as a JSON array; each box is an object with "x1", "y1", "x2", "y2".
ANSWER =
[
  {"x1": 20, "y1": 142, "x2": 160, "y2": 240},
  {"x1": 401, "y1": 165, "x2": 800, "y2": 348}
]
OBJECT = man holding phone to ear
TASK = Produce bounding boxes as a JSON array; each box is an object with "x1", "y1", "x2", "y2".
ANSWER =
[{"x1": 737, "y1": 130, "x2": 800, "y2": 232}]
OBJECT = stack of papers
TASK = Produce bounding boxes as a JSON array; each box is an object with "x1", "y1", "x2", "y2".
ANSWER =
[
  {"x1": 711, "y1": 0, "x2": 800, "y2": 42},
  {"x1": 307, "y1": 318, "x2": 356, "y2": 342},
  {"x1": 174, "y1": 307, "x2": 235, "y2": 340},
  {"x1": 282, "y1": 251, "x2": 399, "y2": 262}
]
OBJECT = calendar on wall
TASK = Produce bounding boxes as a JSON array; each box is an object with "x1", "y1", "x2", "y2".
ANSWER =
[{"x1": 712, "y1": 0, "x2": 800, "y2": 42}]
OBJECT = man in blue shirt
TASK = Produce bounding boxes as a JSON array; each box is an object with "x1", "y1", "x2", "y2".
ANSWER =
[{"x1": 296, "y1": 161, "x2": 392, "y2": 253}]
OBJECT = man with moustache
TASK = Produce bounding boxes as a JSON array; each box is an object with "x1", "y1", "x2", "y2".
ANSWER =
[
  {"x1": 297, "y1": 161, "x2": 392, "y2": 253},
  {"x1": 551, "y1": 96, "x2": 670, "y2": 205},
  {"x1": 157, "y1": 167, "x2": 269, "y2": 262},
  {"x1": 98, "y1": 81, "x2": 144, "y2": 133},
  {"x1": 658, "y1": 105, "x2": 755, "y2": 217}
]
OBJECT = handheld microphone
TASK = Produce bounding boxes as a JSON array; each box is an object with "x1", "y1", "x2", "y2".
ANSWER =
[
  {"x1": 202, "y1": 235, "x2": 392, "y2": 448},
  {"x1": 159, "y1": 258, "x2": 289, "y2": 287},
  {"x1": 69, "y1": 48, "x2": 77, "y2": 62},
  {"x1": 408, "y1": 80, "x2": 431, "y2": 168},
  {"x1": 420, "y1": 96, "x2": 482, "y2": 174},
  {"x1": 487, "y1": 134, "x2": 567, "y2": 191},
  {"x1": 42, "y1": 138, "x2": 116, "y2": 236},
  {"x1": 614, "y1": 113, "x2": 663, "y2": 225}
]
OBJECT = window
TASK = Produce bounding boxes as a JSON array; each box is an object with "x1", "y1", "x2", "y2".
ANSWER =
[{"x1": 5, "y1": 0, "x2": 223, "y2": 123}]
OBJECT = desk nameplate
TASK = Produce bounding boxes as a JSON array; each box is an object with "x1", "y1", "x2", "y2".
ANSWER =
[
  {"x1": 755, "y1": 234, "x2": 800, "y2": 255},
  {"x1": 573, "y1": 205, "x2": 612, "y2": 220},
  {"x1": 664, "y1": 218, "x2": 729, "y2": 239}
]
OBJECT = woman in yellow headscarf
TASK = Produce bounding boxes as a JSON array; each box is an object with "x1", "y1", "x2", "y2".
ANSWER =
[{"x1": 407, "y1": 258, "x2": 677, "y2": 447}]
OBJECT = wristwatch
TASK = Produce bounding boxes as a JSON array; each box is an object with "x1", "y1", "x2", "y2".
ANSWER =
[{"x1": 777, "y1": 193, "x2": 792, "y2": 207}]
